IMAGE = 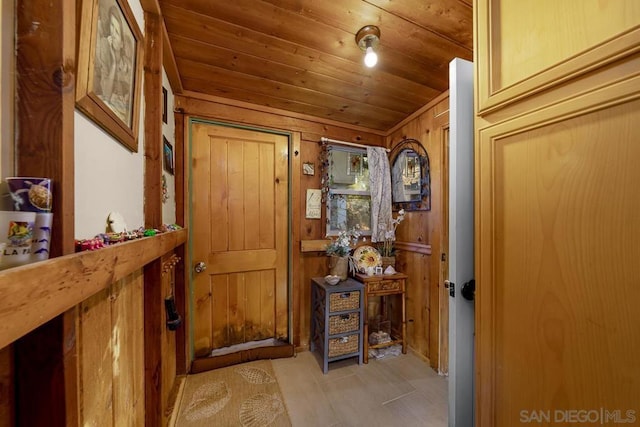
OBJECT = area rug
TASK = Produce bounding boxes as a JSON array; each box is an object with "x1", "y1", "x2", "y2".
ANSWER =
[{"x1": 176, "y1": 359, "x2": 291, "y2": 427}]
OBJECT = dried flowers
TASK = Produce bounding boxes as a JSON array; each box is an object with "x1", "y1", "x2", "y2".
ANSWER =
[{"x1": 379, "y1": 209, "x2": 405, "y2": 257}]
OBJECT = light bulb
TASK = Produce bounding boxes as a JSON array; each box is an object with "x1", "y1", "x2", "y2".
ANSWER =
[{"x1": 364, "y1": 46, "x2": 378, "y2": 68}]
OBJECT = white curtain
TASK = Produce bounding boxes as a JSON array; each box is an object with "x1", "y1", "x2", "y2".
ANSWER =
[{"x1": 367, "y1": 147, "x2": 392, "y2": 242}]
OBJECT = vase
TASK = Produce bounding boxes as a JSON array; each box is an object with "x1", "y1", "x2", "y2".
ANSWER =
[
  {"x1": 328, "y1": 255, "x2": 349, "y2": 280},
  {"x1": 381, "y1": 256, "x2": 396, "y2": 270}
]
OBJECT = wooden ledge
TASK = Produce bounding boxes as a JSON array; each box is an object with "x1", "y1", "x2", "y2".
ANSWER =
[
  {"x1": 300, "y1": 239, "x2": 330, "y2": 252},
  {"x1": 395, "y1": 241, "x2": 432, "y2": 255},
  {"x1": 302, "y1": 239, "x2": 432, "y2": 255},
  {"x1": 0, "y1": 228, "x2": 187, "y2": 349}
]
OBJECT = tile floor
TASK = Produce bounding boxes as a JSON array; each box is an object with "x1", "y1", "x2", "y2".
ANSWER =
[{"x1": 272, "y1": 350, "x2": 448, "y2": 427}]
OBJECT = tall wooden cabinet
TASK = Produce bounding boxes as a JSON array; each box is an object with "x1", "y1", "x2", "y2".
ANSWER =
[{"x1": 474, "y1": 1, "x2": 640, "y2": 425}]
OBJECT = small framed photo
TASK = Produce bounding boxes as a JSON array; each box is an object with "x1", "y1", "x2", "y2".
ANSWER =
[
  {"x1": 347, "y1": 152, "x2": 362, "y2": 175},
  {"x1": 375, "y1": 266, "x2": 383, "y2": 275},
  {"x1": 163, "y1": 137, "x2": 174, "y2": 175},
  {"x1": 302, "y1": 162, "x2": 315, "y2": 176}
]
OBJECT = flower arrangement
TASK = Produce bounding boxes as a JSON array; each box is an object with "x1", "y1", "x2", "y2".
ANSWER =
[
  {"x1": 326, "y1": 227, "x2": 362, "y2": 279},
  {"x1": 325, "y1": 227, "x2": 362, "y2": 257},
  {"x1": 379, "y1": 209, "x2": 406, "y2": 257}
]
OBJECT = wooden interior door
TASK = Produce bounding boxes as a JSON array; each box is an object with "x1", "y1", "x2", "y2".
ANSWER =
[
  {"x1": 475, "y1": 1, "x2": 640, "y2": 425},
  {"x1": 191, "y1": 122, "x2": 289, "y2": 358}
]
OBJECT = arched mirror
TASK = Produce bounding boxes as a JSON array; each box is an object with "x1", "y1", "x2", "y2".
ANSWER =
[{"x1": 389, "y1": 138, "x2": 431, "y2": 211}]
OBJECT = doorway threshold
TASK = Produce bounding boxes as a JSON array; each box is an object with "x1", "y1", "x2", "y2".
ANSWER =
[{"x1": 191, "y1": 338, "x2": 294, "y2": 373}]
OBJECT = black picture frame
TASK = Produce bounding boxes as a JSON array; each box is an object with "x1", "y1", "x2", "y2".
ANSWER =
[
  {"x1": 162, "y1": 87, "x2": 168, "y2": 124},
  {"x1": 163, "y1": 137, "x2": 174, "y2": 175}
]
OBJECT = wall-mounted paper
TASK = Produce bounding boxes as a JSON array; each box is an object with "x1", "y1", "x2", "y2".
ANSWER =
[{"x1": 305, "y1": 189, "x2": 322, "y2": 219}]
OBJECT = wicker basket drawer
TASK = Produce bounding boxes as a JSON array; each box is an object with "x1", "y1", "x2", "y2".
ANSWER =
[
  {"x1": 367, "y1": 280, "x2": 402, "y2": 293},
  {"x1": 327, "y1": 333, "x2": 359, "y2": 358},
  {"x1": 329, "y1": 291, "x2": 360, "y2": 312},
  {"x1": 328, "y1": 312, "x2": 360, "y2": 335}
]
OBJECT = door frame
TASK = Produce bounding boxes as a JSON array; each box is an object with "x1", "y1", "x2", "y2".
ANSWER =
[
  {"x1": 438, "y1": 125, "x2": 450, "y2": 375},
  {"x1": 184, "y1": 117, "x2": 294, "y2": 365}
]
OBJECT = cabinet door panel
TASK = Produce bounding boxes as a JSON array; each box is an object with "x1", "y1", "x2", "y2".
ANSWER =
[
  {"x1": 476, "y1": 0, "x2": 640, "y2": 112},
  {"x1": 477, "y1": 93, "x2": 640, "y2": 426}
]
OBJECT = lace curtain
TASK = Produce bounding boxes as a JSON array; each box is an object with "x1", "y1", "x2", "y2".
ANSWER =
[{"x1": 367, "y1": 146, "x2": 392, "y2": 242}]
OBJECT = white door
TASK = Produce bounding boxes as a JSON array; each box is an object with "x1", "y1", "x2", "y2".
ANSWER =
[{"x1": 448, "y1": 58, "x2": 474, "y2": 427}]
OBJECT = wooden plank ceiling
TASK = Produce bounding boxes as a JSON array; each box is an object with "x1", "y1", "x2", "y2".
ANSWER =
[{"x1": 159, "y1": 0, "x2": 473, "y2": 131}]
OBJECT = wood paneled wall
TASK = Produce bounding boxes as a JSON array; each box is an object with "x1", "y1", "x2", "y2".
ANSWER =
[
  {"x1": 387, "y1": 95, "x2": 449, "y2": 370},
  {"x1": 0, "y1": 231, "x2": 185, "y2": 427},
  {"x1": 3, "y1": 0, "x2": 183, "y2": 424},
  {"x1": 79, "y1": 271, "x2": 145, "y2": 426},
  {"x1": 175, "y1": 93, "x2": 386, "y2": 351},
  {"x1": 4, "y1": 254, "x2": 183, "y2": 426},
  {"x1": 160, "y1": 254, "x2": 181, "y2": 426},
  {"x1": 12, "y1": 0, "x2": 77, "y2": 423},
  {"x1": 0, "y1": 346, "x2": 12, "y2": 425},
  {"x1": 175, "y1": 92, "x2": 451, "y2": 369}
]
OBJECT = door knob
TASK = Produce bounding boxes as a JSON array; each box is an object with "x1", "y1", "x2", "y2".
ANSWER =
[
  {"x1": 194, "y1": 261, "x2": 207, "y2": 273},
  {"x1": 461, "y1": 279, "x2": 475, "y2": 301}
]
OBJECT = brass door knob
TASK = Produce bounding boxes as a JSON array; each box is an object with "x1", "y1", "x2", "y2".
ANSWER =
[{"x1": 194, "y1": 262, "x2": 207, "y2": 273}]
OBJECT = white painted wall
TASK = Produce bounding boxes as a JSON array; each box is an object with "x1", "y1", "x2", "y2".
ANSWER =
[
  {"x1": 74, "y1": 0, "x2": 145, "y2": 239},
  {"x1": 74, "y1": 1, "x2": 178, "y2": 238},
  {"x1": 161, "y1": 68, "x2": 176, "y2": 225},
  {"x1": 75, "y1": 0, "x2": 179, "y2": 237},
  {"x1": 74, "y1": 112, "x2": 146, "y2": 238},
  {"x1": 1, "y1": 0, "x2": 177, "y2": 239}
]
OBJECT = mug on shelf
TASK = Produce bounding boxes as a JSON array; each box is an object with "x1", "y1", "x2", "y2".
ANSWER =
[
  {"x1": 31, "y1": 212, "x2": 53, "y2": 262},
  {"x1": 0, "y1": 210, "x2": 36, "y2": 269},
  {"x1": 5, "y1": 177, "x2": 53, "y2": 212}
]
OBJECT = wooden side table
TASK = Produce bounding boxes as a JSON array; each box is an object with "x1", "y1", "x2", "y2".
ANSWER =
[
  {"x1": 354, "y1": 272, "x2": 408, "y2": 363},
  {"x1": 310, "y1": 277, "x2": 364, "y2": 373}
]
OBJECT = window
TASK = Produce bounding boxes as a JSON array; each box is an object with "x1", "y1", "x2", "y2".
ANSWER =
[{"x1": 323, "y1": 146, "x2": 371, "y2": 236}]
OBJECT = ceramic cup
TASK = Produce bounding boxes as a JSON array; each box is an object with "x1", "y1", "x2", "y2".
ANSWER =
[
  {"x1": 31, "y1": 212, "x2": 53, "y2": 262},
  {"x1": 0, "y1": 210, "x2": 36, "y2": 269},
  {"x1": 5, "y1": 177, "x2": 53, "y2": 212}
]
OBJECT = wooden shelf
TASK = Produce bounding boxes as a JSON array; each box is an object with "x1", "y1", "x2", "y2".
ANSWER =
[
  {"x1": 369, "y1": 338, "x2": 403, "y2": 350},
  {"x1": 300, "y1": 239, "x2": 331, "y2": 252},
  {"x1": 0, "y1": 228, "x2": 187, "y2": 349}
]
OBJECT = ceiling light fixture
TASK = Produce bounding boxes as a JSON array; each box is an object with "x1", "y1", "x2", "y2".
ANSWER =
[{"x1": 355, "y1": 25, "x2": 380, "y2": 68}]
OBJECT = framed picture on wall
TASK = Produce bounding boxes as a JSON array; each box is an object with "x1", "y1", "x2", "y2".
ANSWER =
[
  {"x1": 162, "y1": 87, "x2": 168, "y2": 124},
  {"x1": 347, "y1": 152, "x2": 362, "y2": 175},
  {"x1": 76, "y1": 0, "x2": 144, "y2": 152},
  {"x1": 163, "y1": 137, "x2": 174, "y2": 175},
  {"x1": 302, "y1": 162, "x2": 315, "y2": 175}
]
